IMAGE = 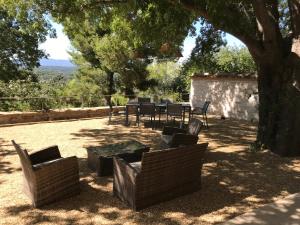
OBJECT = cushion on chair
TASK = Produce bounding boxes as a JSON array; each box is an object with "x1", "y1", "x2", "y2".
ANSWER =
[{"x1": 129, "y1": 161, "x2": 142, "y2": 173}]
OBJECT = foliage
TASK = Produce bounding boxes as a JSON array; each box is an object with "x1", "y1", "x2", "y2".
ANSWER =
[
  {"x1": 111, "y1": 94, "x2": 129, "y2": 106},
  {"x1": 0, "y1": 1, "x2": 54, "y2": 81},
  {"x1": 63, "y1": 73, "x2": 105, "y2": 107},
  {"x1": 182, "y1": 20, "x2": 226, "y2": 75},
  {"x1": 58, "y1": 5, "x2": 160, "y2": 100},
  {"x1": 216, "y1": 46, "x2": 256, "y2": 74},
  {"x1": 0, "y1": 76, "x2": 64, "y2": 111},
  {"x1": 0, "y1": 74, "x2": 108, "y2": 111},
  {"x1": 147, "y1": 61, "x2": 181, "y2": 93},
  {"x1": 182, "y1": 45, "x2": 256, "y2": 75}
]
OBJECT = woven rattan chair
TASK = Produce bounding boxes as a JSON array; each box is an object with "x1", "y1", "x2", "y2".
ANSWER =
[
  {"x1": 161, "y1": 118, "x2": 203, "y2": 148},
  {"x1": 191, "y1": 101, "x2": 211, "y2": 128},
  {"x1": 113, "y1": 143, "x2": 208, "y2": 210},
  {"x1": 12, "y1": 140, "x2": 80, "y2": 207},
  {"x1": 138, "y1": 103, "x2": 156, "y2": 128}
]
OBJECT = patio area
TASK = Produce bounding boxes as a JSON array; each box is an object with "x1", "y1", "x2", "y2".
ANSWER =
[{"x1": 1, "y1": 116, "x2": 300, "y2": 225}]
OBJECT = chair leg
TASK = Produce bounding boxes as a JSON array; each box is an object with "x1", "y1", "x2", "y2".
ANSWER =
[
  {"x1": 205, "y1": 114, "x2": 209, "y2": 128},
  {"x1": 203, "y1": 114, "x2": 208, "y2": 128},
  {"x1": 108, "y1": 111, "x2": 112, "y2": 123}
]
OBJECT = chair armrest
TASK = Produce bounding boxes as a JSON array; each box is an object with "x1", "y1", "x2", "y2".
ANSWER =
[
  {"x1": 162, "y1": 126, "x2": 187, "y2": 135},
  {"x1": 170, "y1": 133, "x2": 199, "y2": 147},
  {"x1": 113, "y1": 156, "x2": 139, "y2": 209},
  {"x1": 29, "y1": 145, "x2": 61, "y2": 165},
  {"x1": 113, "y1": 157, "x2": 139, "y2": 183}
]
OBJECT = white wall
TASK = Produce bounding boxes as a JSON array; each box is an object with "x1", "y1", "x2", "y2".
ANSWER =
[{"x1": 190, "y1": 78, "x2": 259, "y2": 121}]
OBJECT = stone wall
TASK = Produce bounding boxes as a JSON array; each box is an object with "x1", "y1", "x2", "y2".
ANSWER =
[
  {"x1": 190, "y1": 76, "x2": 259, "y2": 121},
  {"x1": 0, "y1": 106, "x2": 125, "y2": 125}
]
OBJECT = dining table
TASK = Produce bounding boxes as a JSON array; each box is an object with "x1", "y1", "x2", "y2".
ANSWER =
[{"x1": 125, "y1": 102, "x2": 191, "y2": 126}]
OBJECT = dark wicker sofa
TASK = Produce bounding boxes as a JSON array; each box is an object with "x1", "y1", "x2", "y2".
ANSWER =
[
  {"x1": 12, "y1": 140, "x2": 80, "y2": 207},
  {"x1": 113, "y1": 143, "x2": 208, "y2": 210},
  {"x1": 161, "y1": 118, "x2": 203, "y2": 148}
]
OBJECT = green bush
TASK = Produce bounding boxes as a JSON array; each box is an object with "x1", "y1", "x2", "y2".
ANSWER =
[{"x1": 111, "y1": 94, "x2": 129, "y2": 106}]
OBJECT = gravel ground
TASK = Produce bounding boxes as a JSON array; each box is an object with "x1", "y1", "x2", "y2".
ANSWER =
[{"x1": 0, "y1": 116, "x2": 300, "y2": 225}]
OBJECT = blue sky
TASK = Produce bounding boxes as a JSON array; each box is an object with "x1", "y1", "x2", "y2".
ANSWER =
[{"x1": 40, "y1": 21, "x2": 244, "y2": 61}]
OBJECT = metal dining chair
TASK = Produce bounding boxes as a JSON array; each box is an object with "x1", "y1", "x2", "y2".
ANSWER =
[
  {"x1": 138, "y1": 97, "x2": 151, "y2": 103},
  {"x1": 191, "y1": 101, "x2": 211, "y2": 128},
  {"x1": 166, "y1": 103, "x2": 183, "y2": 126},
  {"x1": 138, "y1": 103, "x2": 156, "y2": 129}
]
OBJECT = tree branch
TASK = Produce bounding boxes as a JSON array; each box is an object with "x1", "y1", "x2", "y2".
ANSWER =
[
  {"x1": 252, "y1": 0, "x2": 283, "y2": 45},
  {"x1": 289, "y1": 0, "x2": 300, "y2": 57},
  {"x1": 167, "y1": 0, "x2": 264, "y2": 58},
  {"x1": 289, "y1": 0, "x2": 300, "y2": 36}
]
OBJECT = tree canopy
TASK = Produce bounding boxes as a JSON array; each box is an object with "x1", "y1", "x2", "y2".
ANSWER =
[{"x1": 0, "y1": 1, "x2": 55, "y2": 81}]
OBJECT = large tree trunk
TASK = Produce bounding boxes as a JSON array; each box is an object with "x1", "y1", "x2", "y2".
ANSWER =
[
  {"x1": 174, "y1": 0, "x2": 300, "y2": 156},
  {"x1": 256, "y1": 50, "x2": 300, "y2": 156}
]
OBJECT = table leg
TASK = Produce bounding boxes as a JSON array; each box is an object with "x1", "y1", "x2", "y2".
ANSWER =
[
  {"x1": 125, "y1": 105, "x2": 129, "y2": 126},
  {"x1": 159, "y1": 107, "x2": 161, "y2": 123},
  {"x1": 188, "y1": 106, "x2": 191, "y2": 122},
  {"x1": 182, "y1": 106, "x2": 186, "y2": 124},
  {"x1": 135, "y1": 106, "x2": 139, "y2": 125}
]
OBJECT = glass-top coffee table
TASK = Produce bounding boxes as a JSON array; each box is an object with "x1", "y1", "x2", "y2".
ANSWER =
[{"x1": 86, "y1": 140, "x2": 150, "y2": 176}]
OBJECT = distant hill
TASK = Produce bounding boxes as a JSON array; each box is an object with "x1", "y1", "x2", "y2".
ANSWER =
[
  {"x1": 40, "y1": 58, "x2": 76, "y2": 67},
  {"x1": 36, "y1": 59, "x2": 77, "y2": 81}
]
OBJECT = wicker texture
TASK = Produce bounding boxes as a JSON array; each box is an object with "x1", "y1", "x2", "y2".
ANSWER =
[
  {"x1": 113, "y1": 143, "x2": 208, "y2": 210},
  {"x1": 12, "y1": 140, "x2": 80, "y2": 207},
  {"x1": 161, "y1": 118, "x2": 203, "y2": 148}
]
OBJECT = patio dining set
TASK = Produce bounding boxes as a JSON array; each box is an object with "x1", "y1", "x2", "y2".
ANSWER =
[
  {"x1": 12, "y1": 98, "x2": 211, "y2": 211},
  {"x1": 114, "y1": 97, "x2": 210, "y2": 129}
]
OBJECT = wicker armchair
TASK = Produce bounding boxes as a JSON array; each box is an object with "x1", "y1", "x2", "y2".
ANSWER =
[
  {"x1": 161, "y1": 118, "x2": 203, "y2": 148},
  {"x1": 113, "y1": 143, "x2": 208, "y2": 210},
  {"x1": 12, "y1": 140, "x2": 80, "y2": 207}
]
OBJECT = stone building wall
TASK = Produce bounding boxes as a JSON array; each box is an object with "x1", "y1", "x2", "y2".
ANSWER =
[{"x1": 190, "y1": 76, "x2": 259, "y2": 121}]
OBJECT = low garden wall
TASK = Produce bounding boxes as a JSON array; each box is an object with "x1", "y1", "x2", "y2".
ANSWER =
[
  {"x1": 0, "y1": 106, "x2": 125, "y2": 125},
  {"x1": 190, "y1": 75, "x2": 259, "y2": 121}
]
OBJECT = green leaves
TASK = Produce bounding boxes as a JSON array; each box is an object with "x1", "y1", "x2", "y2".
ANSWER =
[
  {"x1": 216, "y1": 46, "x2": 256, "y2": 74},
  {"x1": 0, "y1": 1, "x2": 53, "y2": 81}
]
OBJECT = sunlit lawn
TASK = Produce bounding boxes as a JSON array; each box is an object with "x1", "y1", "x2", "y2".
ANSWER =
[{"x1": 0, "y1": 115, "x2": 300, "y2": 225}]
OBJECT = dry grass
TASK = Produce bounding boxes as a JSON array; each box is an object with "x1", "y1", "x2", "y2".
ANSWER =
[{"x1": 0, "y1": 115, "x2": 300, "y2": 225}]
